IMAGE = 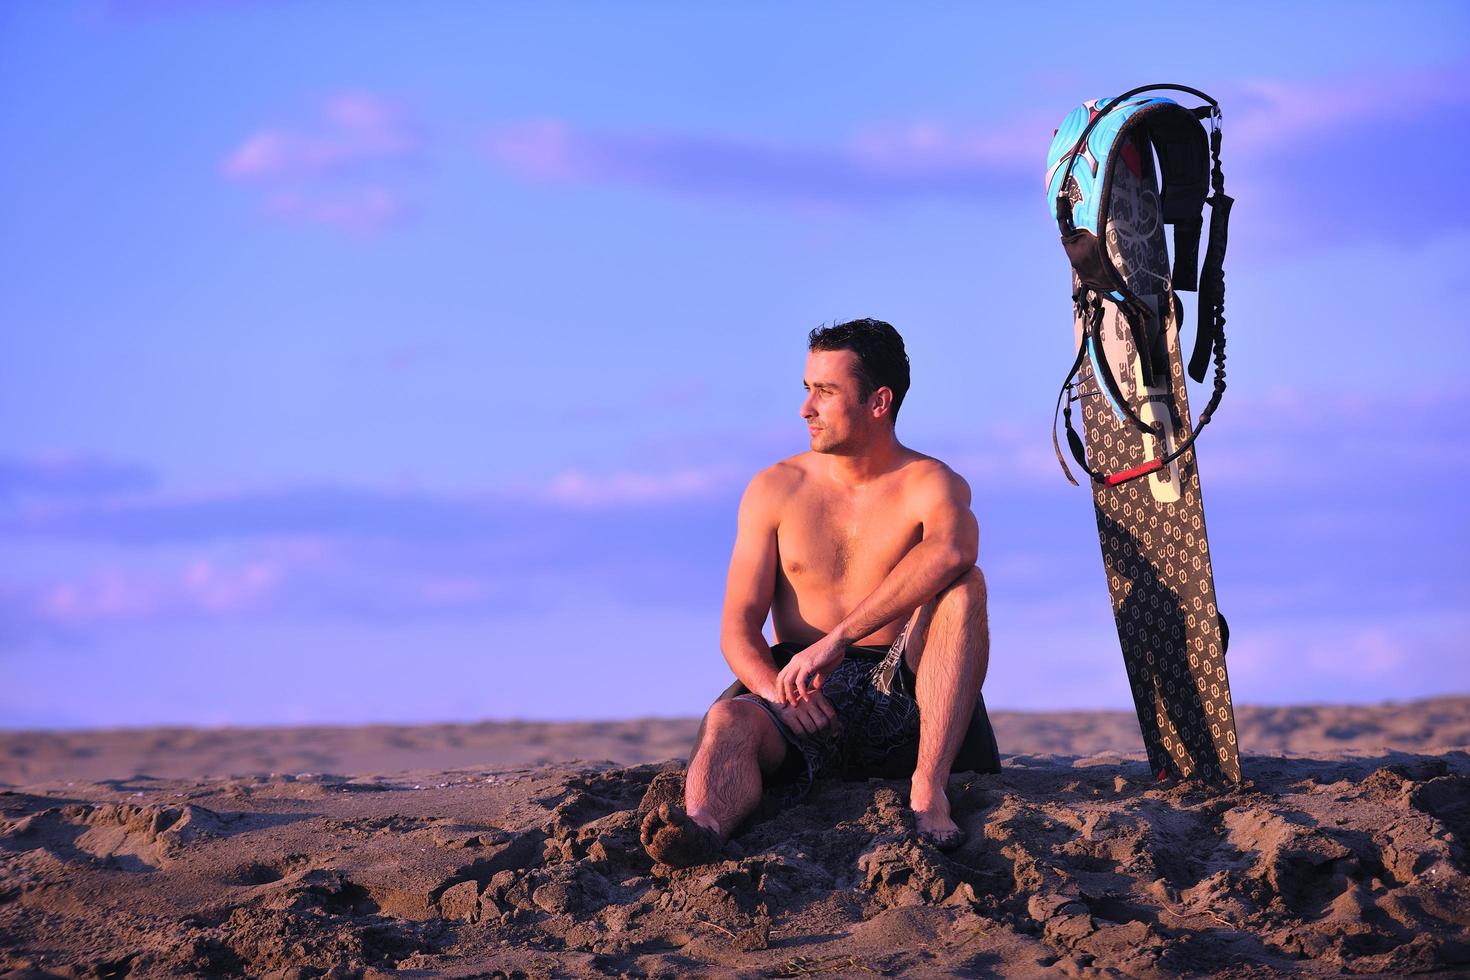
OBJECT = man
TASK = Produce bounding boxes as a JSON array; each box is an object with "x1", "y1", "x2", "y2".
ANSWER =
[{"x1": 640, "y1": 318, "x2": 990, "y2": 867}]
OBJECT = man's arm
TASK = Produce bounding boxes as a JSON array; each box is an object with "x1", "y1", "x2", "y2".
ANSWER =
[
  {"x1": 832, "y1": 463, "x2": 978, "y2": 644},
  {"x1": 722, "y1": 468, "x2": 838, "y2": 734},
  {"x1": 777, "y1": 462, "x2": 978, "y2": 704},
  {"x1": 720, "y1": 470, "x2": 785, "y2": 702}
]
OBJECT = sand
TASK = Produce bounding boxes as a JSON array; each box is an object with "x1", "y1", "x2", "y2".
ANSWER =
[{"x1": 1, "y1": 697, "x2": 1467, "y2": 978}]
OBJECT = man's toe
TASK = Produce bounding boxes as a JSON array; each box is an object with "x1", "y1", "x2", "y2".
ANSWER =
[
  {"x1": 639, "y1": 804, "x2": 669, "y2": 847},
  {"x1": 918, "y1": 826, "x2": 967, "y2": 852}
]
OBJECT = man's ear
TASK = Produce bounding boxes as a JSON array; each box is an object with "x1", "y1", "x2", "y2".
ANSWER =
[{"x1": 870, "y1": 386, "x2": 893, "y2": 419}]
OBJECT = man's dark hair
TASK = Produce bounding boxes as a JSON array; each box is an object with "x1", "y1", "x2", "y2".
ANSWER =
[{"x1": 807, "y1": 318, "x2": 911, "y2": 423}]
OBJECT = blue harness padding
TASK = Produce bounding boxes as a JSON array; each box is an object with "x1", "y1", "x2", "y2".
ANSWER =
[
  {"x1": 1046, "y1": 95, "x2": 1183, "y2": 239},
  {"x1": 1048, "y1": 93, "x2": 1214, "y2": 301},
  {"x1": 1044, "y1": 84, "x2": 1233, "y2": 488}
]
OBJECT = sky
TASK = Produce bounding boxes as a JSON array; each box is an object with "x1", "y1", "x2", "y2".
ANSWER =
[{"x1": 1, "y1": 0, "x2": 1467, "y2": 728}]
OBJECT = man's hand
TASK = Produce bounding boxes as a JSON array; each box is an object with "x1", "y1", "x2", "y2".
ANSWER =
[
  {"x1": 776, "y1": 633, "x2": 849, "y2": 705},
  {"x1": 773, "y1": 690, "x2": 837, "y2": 736}
]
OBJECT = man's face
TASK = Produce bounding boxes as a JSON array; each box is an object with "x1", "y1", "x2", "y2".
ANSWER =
[{"x1": 801, "y1": 349, "x2": 878, "y2": 454}]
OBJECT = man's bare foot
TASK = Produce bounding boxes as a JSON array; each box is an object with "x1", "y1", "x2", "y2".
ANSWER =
[
  {"x1": 910, "y1": 783, "x2": 966, "y2": 851},
  {"x1": 639, "y1": 802, "x2": 724, "y2": 867}
]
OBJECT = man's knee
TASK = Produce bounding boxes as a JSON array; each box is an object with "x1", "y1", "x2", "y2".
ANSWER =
[
  {"x1": 698, "y1": 699, "x2": 767, "y2": 749},
  {"x1": 695, "y1": 698, "x2": 785, "y2": 771},
  {"x1": 706, "y1": 697, "x2": 757, "y2": 728},
  {"x1": 937, "y1": 565, "x2": 987, "y2": 619}
]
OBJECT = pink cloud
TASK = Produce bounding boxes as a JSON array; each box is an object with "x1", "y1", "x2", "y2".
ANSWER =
[
  {"x1": 484, "y1": 119, "x2": 585, "y2": 182},
  {"x1": 846, "y1": 113, "x2": 1049, "y2": 176},
  {"x1": 182, "y1": 558, "x2": 281, "y2": 614},
  {"x1": 1225, "y1": 611, "x2": 1470, "y2": 699},
  {"x1": 37, "y1": 558, "x2": 282, "y2": 623},
  {"x1": 1226, "y1": 66, "x2": 1470, "y2": 152},
  {"x1": 222, "y1": 92, "x2": 424, "y2": 234},
  {"x1": 222, "y1": 93, "x2": 422, "y2": 181},
  {"x1": 418, "y1": 577, "x2": 494, "y2": 606},
  {"x1": 481, "y1": 115, "x2": 1036, "y2": 205},
  {"x1": 544, "y1": 465, "x2": 742, "y2": 507}
]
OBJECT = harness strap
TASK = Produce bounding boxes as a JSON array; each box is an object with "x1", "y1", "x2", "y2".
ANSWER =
[
  {"x1": 1121, "y1": 296, "x2": 1159, "y2": 389},
  {"x1": 871, "y1": 620, "x2": 910, "y2": 696},
  {"x1": 1051, "y1": 339, "x2": 1089, "y2": 486},
  {"x1": 1190, "y1": 123, "x2": 1231, "y2": 384},
  {"x1": 1172, "y1": 216, "x2": 1201, "y2": 291},
  {"x1": 1084, "y1": 295, "x2": 1156, "y2": 436},
  {"x1": 1052, "y1": 299, "x2": 1228, "y2": 489}
]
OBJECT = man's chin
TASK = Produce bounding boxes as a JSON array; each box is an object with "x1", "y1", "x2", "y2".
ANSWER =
[{"x1": 809, "y1": 434, "x2": 843, "y2": 455}]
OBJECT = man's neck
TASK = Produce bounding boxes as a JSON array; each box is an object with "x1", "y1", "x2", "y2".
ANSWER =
[{"x1": 822, "y1": 432, "x2": 906, "y2": 487}]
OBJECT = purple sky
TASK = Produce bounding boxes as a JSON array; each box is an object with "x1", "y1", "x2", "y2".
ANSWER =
[{"x1": 1, "y1": 2, "x2": 1467, "y2": 728}]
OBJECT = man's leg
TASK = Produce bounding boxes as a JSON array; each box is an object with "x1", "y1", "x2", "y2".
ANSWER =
[
  {"x1": 904, "y1": 565, "x2": 989, "y2": 847},
  {"x1": 641, "y1": 698, "x2": 786, "y2": 866}
]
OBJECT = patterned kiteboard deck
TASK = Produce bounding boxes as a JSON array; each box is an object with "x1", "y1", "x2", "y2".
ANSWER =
[{"x1": 1072, "y1": 128, "x2": 1241, "y2": 784}]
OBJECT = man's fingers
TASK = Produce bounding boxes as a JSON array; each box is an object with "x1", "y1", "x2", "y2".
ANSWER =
[
  {"x1": 814, "y1": 694, "x2": 836, "y2": 721},
  {"x1": 775, "y1": 664, "x2": 795, "y2": 705}
]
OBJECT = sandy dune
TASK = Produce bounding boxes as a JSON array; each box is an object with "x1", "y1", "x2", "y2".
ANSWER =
[{"x1": 1, "y1": 698, "x2": 1467, "y2": 977}]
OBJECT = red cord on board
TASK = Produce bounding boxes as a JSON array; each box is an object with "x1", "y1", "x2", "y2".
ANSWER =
[{"x1": 1104, "y1": 459, "x2": 1164, "y2": 486}]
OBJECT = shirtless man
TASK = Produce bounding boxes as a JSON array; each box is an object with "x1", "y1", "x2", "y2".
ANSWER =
[{"x1": 640, "y1": 318, "x2": 989, "y2": 867}]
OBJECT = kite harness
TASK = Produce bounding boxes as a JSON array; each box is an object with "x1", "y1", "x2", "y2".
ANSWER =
[{"x1": 1045, "y1": 83, "x2": 1231, "y2": 487}]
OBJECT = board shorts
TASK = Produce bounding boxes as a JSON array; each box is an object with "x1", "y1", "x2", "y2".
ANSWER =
[{"x1": 733, "y1": 640, "x2": 921, "y2": 803}]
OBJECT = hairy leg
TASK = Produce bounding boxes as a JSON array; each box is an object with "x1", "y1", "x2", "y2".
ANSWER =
[
  {"x1": 641, "y1": 698, "x2": 786, "y2": 867},
  {"x1": 905, "y1": 566, "x2": 989, "y2": 848}
]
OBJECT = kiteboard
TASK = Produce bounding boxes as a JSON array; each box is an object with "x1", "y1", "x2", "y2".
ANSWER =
[{"x1": 1045, "y1": 85, "x2": 1241, "y2": 784}]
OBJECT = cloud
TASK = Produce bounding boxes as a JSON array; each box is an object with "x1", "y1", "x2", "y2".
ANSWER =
[
  {"x1": 1224, "y1": 609, "x2": 1470, "y2": 703},
  {"x1": 222, "y1": 92, "x2": 424, "y2": 234},
  {"x1": 478, "y1": 62, "x2": 1469, "y2": 247},
  {"x1": 0, "y1": 459, "x2": 746, "y2": 638},
  {"x1": 1209, "y1": 64, "x2": 1470, "y2": 250},
  {"x1": 4, "y1": 378, "x2": 1464, "y2": 667},
  {"x1": 0, "y1": 464, "x2": 747, "y2": 543},
  {"x1": 1178, "y1": 384, "x2": 1470, "y2": 487},
  {"x1": 1224, "y1": 66, "x2": 1470, "y2": 152},
  {"x1": 223, "y1": 93, "x2": 422, "y2": 181},
  {"x1": 543, "y1": 464, "x2": 743, "y2": 507},
  {"x1": 482, "y1": 114, "x2": 1043, "y2": 208},
  {"x1": 0, "y1": 454, "x2": 156, "y2": 500},
  {"x1": 37, "y1": 558, "x2": 282, "y2": 623}
]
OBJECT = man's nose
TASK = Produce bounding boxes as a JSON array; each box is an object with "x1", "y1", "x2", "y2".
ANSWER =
[{"x1": 800, "y1": 392, "x2": 816, "y2": 418}]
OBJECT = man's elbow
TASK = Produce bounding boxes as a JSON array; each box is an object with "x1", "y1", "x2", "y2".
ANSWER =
[{"x1": 940, "y1": 545, "x2": 978, "y2": 581}]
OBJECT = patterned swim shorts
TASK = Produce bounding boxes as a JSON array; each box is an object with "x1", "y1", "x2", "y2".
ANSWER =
[{"x1": 734, "y1": 639, "x2": 921, "y2": 802}]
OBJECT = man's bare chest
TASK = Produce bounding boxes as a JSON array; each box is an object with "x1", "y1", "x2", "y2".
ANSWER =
[{"x1": 775, "y1": 494, "x2": 921, "y2": 587}]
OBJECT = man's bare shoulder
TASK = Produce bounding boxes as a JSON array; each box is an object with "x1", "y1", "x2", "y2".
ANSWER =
[
  {"x1": 744, "y1": 452, "x2": 817, "y2": 503},
  {"x1": 897, "y1": 451, "x2": 973, "y2": 505}
]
